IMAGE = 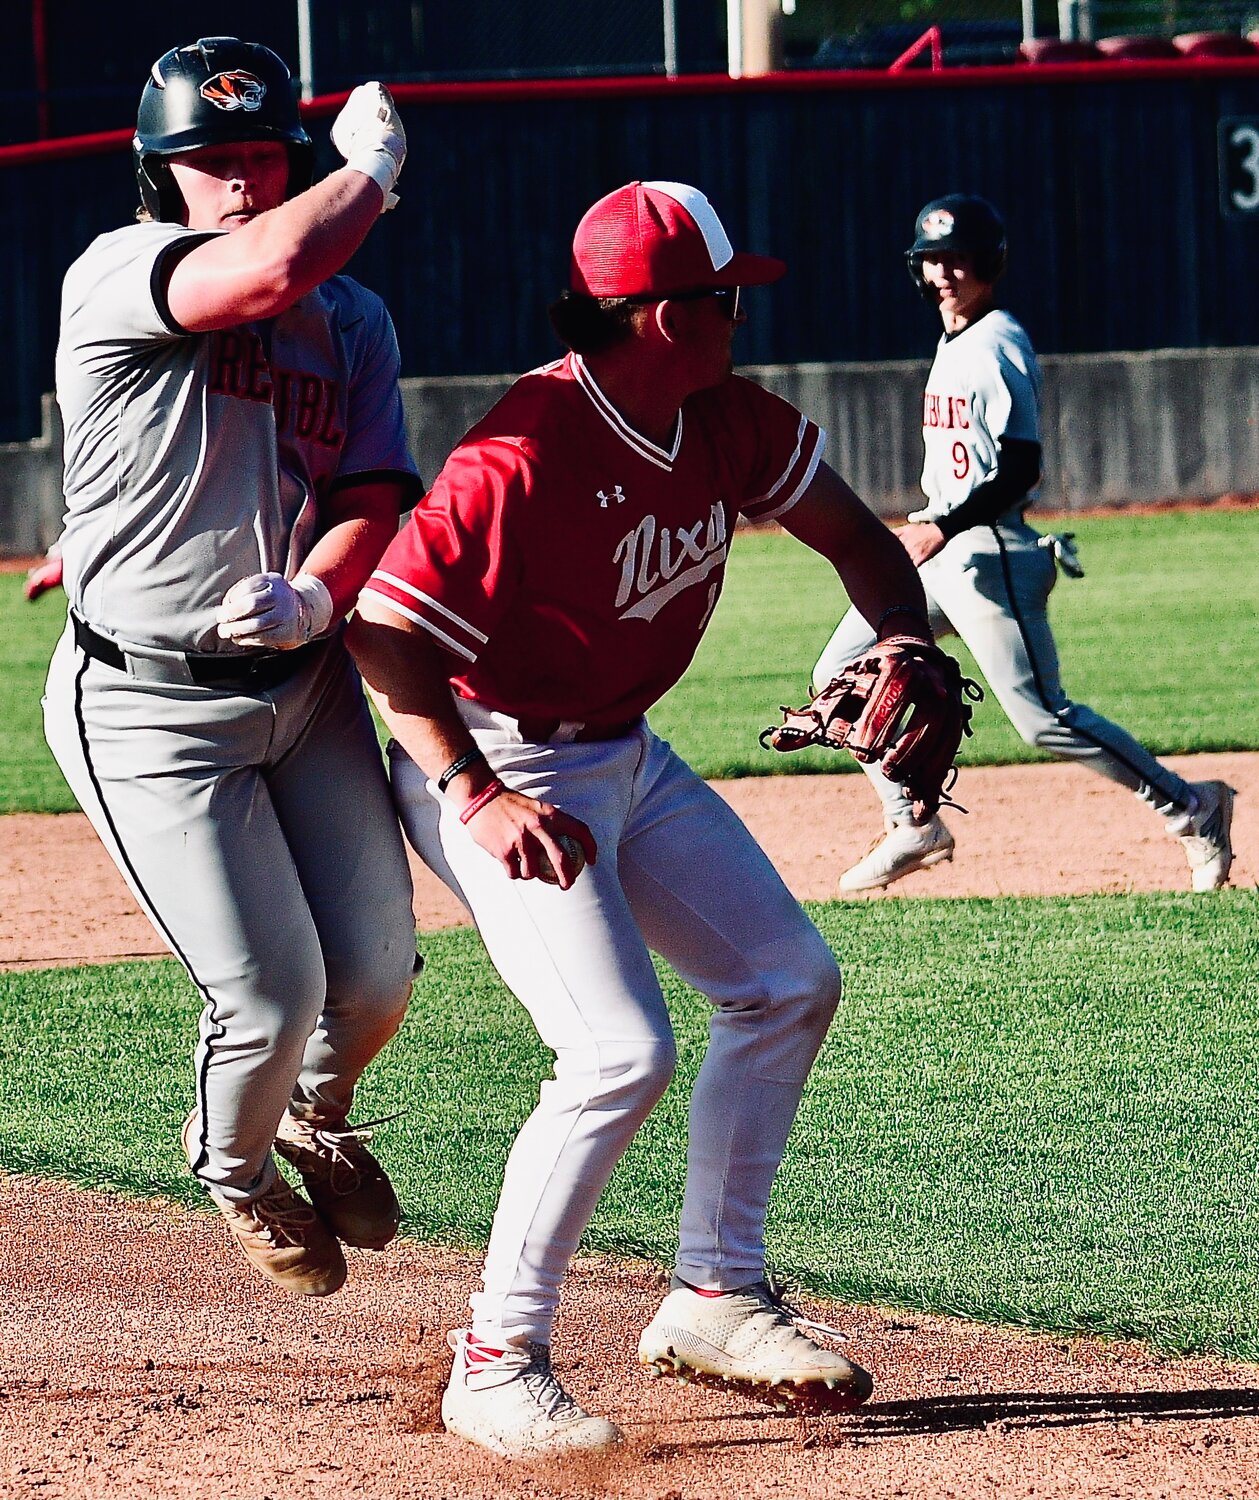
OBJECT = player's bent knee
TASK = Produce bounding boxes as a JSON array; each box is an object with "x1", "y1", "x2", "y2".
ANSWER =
[
  {"x1": 558, "y1": 1036, "x2": 677, "y2": 1116},
  {"x1": 1024, "y1": 719, "x2": 1065, "y2": 751},
  {"x1": 351, "y1": 947, "x2": 418, "y2": 1022},
  {"x1": 769, "y1": 927, "x2": 843, "y2": 1014},
  {"x1": 325, "y1": 921, "x2": 419, "y2": 1019},
  {"x1": 1028, "y1": 705, "x2": 1098, "y2": 758}
]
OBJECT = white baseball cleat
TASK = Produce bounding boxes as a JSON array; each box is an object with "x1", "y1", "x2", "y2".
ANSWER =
[
  {"x1": 441, "y1": 1329, "x2": 623, "y2": 1458},
  {"x1": 1168, "y1": 781, "x2": 1236, "y2": 892},
  {"x1": 839, "y1": 816, "x2": 954, "y2": 893},
  {"x1": 638, "y1": 1277, "x2": 874, "y2": 1414}
]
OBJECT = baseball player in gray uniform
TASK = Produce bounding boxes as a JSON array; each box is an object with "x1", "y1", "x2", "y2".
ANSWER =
[
  {"x1": 41, "y1": 38, "x2": 419, "y2": 1296},
  {"x1": 815, "y1": 194, "x2": 1235, "y2": 893}
]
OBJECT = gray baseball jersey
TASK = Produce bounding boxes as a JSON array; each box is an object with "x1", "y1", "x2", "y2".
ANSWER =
[
  {"x1": 44, "y1": 219, "x2": 418, "y2": 1208},
  {"x1": 57, "y1": 220, "x2": 417, "y2": 652},
  {"x1": 911, "y1": 309, "x2": 1040, "y2": 524}
]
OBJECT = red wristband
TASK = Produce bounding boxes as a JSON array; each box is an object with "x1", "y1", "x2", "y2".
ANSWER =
[{"x1": 458, "y1": 778, "x2": 506, "y2": 825}]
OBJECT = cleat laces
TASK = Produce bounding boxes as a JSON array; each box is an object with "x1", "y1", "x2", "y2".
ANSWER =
[
  {"x1": 281, "y1": 1112, "x2": 403, "y2": 1194},
  {"x1": 755, "y1": 1274, "x2": 850, "y2": 1347},
  {"x1": 228, "y1": 1183, "x2": 320, "y2": 1249}
]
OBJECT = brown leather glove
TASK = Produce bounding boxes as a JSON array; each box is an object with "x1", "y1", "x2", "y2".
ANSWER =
[{"x1": 761, "y1": 637, "x2": 982, "y2": 822}]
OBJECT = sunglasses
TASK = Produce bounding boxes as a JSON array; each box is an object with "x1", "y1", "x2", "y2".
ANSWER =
[{"x1": 625, "y1": 286, "x2": 743, "y2": 320}]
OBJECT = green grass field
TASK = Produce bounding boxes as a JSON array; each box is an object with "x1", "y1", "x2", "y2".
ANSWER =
[
  {"x1": 5, "y1": 508, "x2": 1257, "y2": 810},
  {"x1": 2, "y1": 892, "x2": 1258, "y2": 1358},
  {"x1": 650, "y1": 507, "x2": 1259, "y2": 777},
  {"x1": 3, "y1": 505, "x2": 1258, "y2": 1360}
]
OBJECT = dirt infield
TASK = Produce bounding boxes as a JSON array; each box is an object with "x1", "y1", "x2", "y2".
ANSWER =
[
  {"x1": 1, "y1": 754, "x2": 1256, "y2": 1497},
  {"x1": 3, "y1": 1173, "x2": 1259, "y2": 1500},
  {"x1": 1, "y1": 752, "x2": 1254, "y2": 968}
]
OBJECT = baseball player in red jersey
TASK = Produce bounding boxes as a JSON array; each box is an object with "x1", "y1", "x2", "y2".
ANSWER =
[{"x1": 349, "y1": 181, "x2": 943, "y2": 1457}]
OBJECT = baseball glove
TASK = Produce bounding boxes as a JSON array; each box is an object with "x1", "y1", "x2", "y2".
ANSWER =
[{"x1": 760, "y1": 636, "x2": 982, "y2": 822}]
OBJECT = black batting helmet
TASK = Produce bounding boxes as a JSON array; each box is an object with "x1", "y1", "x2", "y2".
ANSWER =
[
  {"x1": 133, "y1": 37, "x2": 313, "y2": 222},
  {"x1": 905, "y1": 194, "x2": 1007, "y2": 297}
]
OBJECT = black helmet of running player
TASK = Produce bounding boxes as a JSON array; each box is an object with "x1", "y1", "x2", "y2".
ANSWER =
[
  {"x1": 133, "y1": 37, "x2": 313, "y2": 222},
  {"x1": 905, "y1": 194, "x2": 1007, "y2": 298}
]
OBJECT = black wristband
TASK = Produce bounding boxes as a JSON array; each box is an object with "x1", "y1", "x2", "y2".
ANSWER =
[
  {"x1": 874, "y1": 604, "x2": 931, "y2": 638},
  {"x1": 436, "y1": 747, "x2": 486, "y2": 795}
]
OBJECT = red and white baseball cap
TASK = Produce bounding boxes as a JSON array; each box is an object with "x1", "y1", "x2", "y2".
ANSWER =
[{"x1": 571, "y1": 180, "x2": 786, "y2": 297}]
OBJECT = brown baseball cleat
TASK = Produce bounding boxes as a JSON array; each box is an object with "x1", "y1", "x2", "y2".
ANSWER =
[
  {"x1": 182, "y1": 1110, "x2": 347, "y2": 1295},
  {"x1": 273, "y1": 1112, "x2": 402, "y2": 1250},
  {"x1": 214, "y1": 1176, "x2": 348, "y2": 1296}
]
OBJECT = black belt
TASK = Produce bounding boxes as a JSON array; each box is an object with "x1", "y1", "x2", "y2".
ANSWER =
[
  {"x1": 72, "y1": 613, "x2": 322, "y2": 691},
  {"x1": 516, "y1": 716, "x2": 641, "y2": 743}
]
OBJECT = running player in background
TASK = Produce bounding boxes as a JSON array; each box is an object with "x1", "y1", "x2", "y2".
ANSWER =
[
  {"x1": 348, "y1": 180, "x2": 957, "y2": 1457},
  {"x1": 42, "y1": 39, "x2": 420, "y2": 1296},
  {"x1": 816, "y1": 194, "x2": 1235, "y2": 894}
]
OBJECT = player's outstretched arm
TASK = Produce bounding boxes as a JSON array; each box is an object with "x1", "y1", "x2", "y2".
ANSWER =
[
  {"x1": 347, "y1": 598, "x2": 597, "y2": 889},
  {"x1": 167, "y1": 83, "x2": 406, "y2": 331},
  {"x1": 779, "y1": 462, "x2": 932, "y2": 641}
]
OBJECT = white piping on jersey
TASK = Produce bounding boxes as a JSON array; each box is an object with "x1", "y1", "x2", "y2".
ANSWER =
[
  {"x1": 523, "y1": 357, "x2": 566, "y2": 378},
  {"x1": 641, "y1": 181, "x2": 734, "y2": 271},
  {"x1": 572, "y1": 356, "x2": 681, "y2": 471},
  {"x1": 359, "y1": 585, "x2": 479, "y2": 663},
  {"x1": 618, "y1": 544, "x2": 727, "y2": 622},
  {"x1": 742, "y1": 415, "x2": 826, "y2": 524},
  {"x1": 370, "y1": 570, "x2": 489, "y2": 643},
  {"x1": 753, "y1": 431, "x2": 825, "y2": 525},
  {"x1": 747, "y1": 414, "x2": 808, "y2": 507}
]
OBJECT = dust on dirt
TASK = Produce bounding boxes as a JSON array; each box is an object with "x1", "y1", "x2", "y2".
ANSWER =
[{"x1": 2, "y1": 1173, "x2": 1258, "y2": 1500}]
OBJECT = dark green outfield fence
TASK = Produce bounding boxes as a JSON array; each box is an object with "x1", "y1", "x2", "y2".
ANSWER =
[{"x1": 3, "y1": 59, "x2": 1259, "y2": 443}]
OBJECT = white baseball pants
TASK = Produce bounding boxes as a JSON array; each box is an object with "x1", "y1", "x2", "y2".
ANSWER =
[
  {"x1": 814, "y1": 519, "x2": 1192, "y2": 826},
  {"x1": 389, "y1": 708, "x2": 842, "y2": 1347}
]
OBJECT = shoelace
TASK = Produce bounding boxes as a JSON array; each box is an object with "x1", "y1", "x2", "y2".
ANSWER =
[
  {"x1": 758, "y1": 1275, "x2": 850, "y2": 1345},
  {"x1": 232, "y1": 1183, "x2": 318, "y2": 1247},
  {"x1": 454, "y1": 1334, "x2": 580, "y2": 1422},
  {"x1": 284, "y1": 1111, "x2": 405, "y2": 1191},
  {"x1": 519, "y1": 1352, "x2": 578, "y2": 1422}
]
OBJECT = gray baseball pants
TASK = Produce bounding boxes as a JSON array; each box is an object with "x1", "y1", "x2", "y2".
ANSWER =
[
  {"x1": 43, "y1": 624, "x2": 417, "y2": 1205},
  {"x1": 814, "y1": 519, "x2": 1192, "y2": 826}
]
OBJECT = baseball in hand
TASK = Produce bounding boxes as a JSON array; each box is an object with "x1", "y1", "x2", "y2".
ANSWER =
[{"x1": 536, "y1": 833, "x2": 587, "y2": 886}]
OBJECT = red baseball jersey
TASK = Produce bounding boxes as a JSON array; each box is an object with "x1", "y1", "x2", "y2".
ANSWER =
[{"x1": 362, "y1": 353, "x2": 824, "y2": 724}]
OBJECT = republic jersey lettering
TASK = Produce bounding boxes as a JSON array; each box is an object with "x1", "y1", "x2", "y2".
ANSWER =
[
  {"x1": 363, "y1": 353, "x2": 824, "y2": 724},
  {"x1": 914, "y1": 309, "x2": 1040, "y2": 523},
  {"x1": 56, "y1": 221, "x2": 418, "y2": 652}
]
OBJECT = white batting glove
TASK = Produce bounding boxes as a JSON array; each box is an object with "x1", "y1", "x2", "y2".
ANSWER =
[
  {"x1": 332, "y1": 82, "x2": 406, "y2": 210},
  {"x1": 215, "y1": 572, "x2": 334, "y2": 650}
]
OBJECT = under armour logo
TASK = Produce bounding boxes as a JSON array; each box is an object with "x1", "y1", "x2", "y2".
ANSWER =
[{"x1": 598, "y1": 485, "x2": 626, "y2": 508}]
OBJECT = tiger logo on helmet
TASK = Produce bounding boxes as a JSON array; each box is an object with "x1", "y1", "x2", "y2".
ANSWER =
[
  {"x1": 199, "y1": 71, "x2": 266, "y2": 112},
  {"x1": 920, "y1": 208, "x2": 955, "y2": 241}
]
